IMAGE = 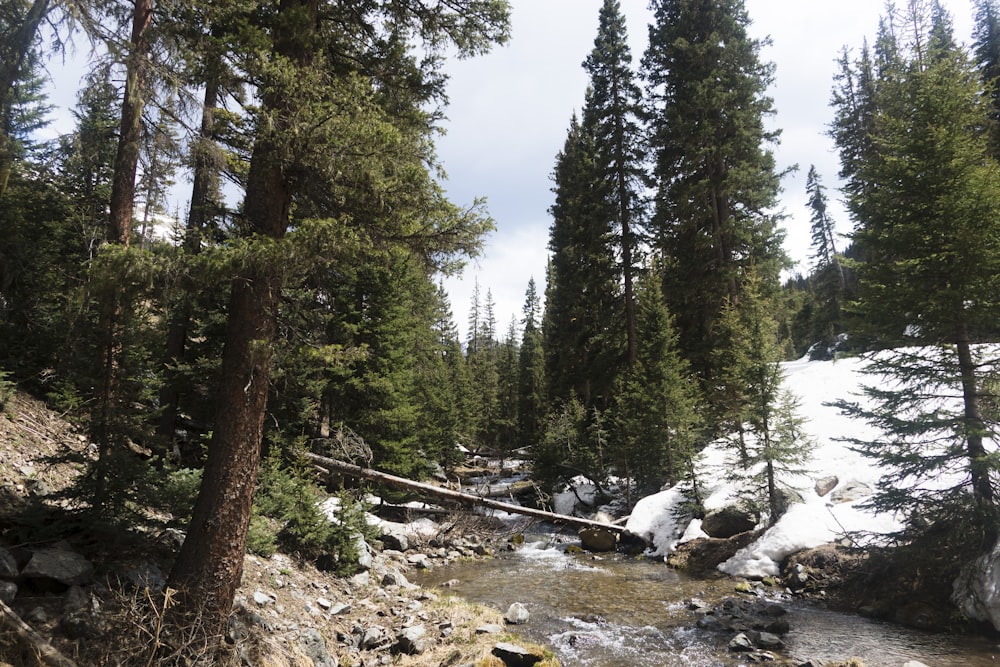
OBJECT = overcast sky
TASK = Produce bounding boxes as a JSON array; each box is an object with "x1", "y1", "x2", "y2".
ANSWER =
[{"x1": 437, "y1": 0, "x2": 975, "y2": 340}]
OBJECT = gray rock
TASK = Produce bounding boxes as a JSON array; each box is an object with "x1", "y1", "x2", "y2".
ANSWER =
[
  {"x1": 578, "y1": 527, "x2": 618, "y2": 552},
  {"x1": 728, "y1": 633, "x2": 755, "y2": 652},
  {"x1": 329, "y1": 602, "x2": 351, "y2": 616},
  {"x1": 253, "y1": 590, "x2": 273, "y2": 605},
  {"x1": 21, "y1": 548, "x2": 93, "y2": 586},
  {"x1": 902, "y1": 662, "x2": 932, "y2": 667},
  {"x1": 125, "y1": 562, "x2": 166, "y2": 592},
  {"x1": 475, "y1": 623, "x2": 503, "y2": 634},
  {"x1": 381, "y1": 531, "x2": 409, "y2": 552},
  {"x1": 395, "y1": 624, "x2": 430, "y2": 655},
  {"x1": 354, "y1": 534, "x2": 373, "y2": 571},
  {"x1": 492, "y1": 642, "x2": 543, "y2": 667},
  {"x1": 0, "y1": 580, "x2": 17, "y2": 603},
  {"x1": 702, "y1": 506, "x2": 757, "y2": 538},
  {"x1": 349, "y1": 570, "x2": 370, "y2": 588},
  {"x1": 814, "y1": 475, "x2": 839, "y2": 497},
  {"x1": 407, "y1": 554, "x2": 431, "y2": 569},
  {"x1": 361, "y1": 625, "x2": 389, "y2": 650},
  {"x1": 504, "y1": 602, "x2": 530, "y2": 625},
  {"x1": 0, "y1": 547, "x2": 18, "y2": 579},
  {"x1": 298, "y1": 627, "x2": 337, "y2": 667},
  {"x1": 381, "y1": 571, "x2": 411, "y2": 588},
  {"x1": 748, "y1": 630, "x2": 784, "y2": 649},
  {"x1": 829, "y1": 480, "x2": 873, "y2": 504}
]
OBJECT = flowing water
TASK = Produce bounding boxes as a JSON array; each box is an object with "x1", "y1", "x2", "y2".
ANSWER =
[{"x1": 413, "y1": 534, "x2": 1000, "y2": 666}]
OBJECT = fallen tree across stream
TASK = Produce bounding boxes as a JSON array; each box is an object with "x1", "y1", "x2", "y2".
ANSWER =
[{"x1": 304, "y1": 452, "x2": 628, "y2": 534}]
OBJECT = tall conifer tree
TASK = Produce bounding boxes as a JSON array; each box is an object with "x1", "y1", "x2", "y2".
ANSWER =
[
  {"x1": 583, "y1": 0, "x2": 645, "y2": 367},
  {"x1": 834, "y1": 2, "x2": 1000, "y2": 546},
  {"x1": 642, "y1": 0, "x2": 786, "y2": 416}
]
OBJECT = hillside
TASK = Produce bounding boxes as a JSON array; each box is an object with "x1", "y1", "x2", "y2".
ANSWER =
[{"x1": 0, "y1": 390, "x2": 556, "y2": 667}]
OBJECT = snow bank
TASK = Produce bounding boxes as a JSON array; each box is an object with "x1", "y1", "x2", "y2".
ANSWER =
[{"x1": 629, "y1": 355, "x2": 905, "y2": 574}]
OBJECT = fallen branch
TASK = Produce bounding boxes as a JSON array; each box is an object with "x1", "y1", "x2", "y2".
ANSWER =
[
  {"x1": 305, "y1": 452, "x2": 627, "y2": 534},
  {"x1": 0, "y1": 598, "x2": 79, "y2": 667}
]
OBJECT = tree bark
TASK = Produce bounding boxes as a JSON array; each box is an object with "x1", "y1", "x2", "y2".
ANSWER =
[
  {"x1": 955, "y1": 329, "x2": 995, "y2": 508},
  {"x1": 167, "y1": 1, "x2": 307, "y2": 635},
  {"x1": 157, "y1": 73, "x2": 222, "y2": 450}
]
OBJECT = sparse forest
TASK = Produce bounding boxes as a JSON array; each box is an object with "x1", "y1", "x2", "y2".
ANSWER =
[{"x1": 2, "y1": 0, "x2": 1000, "y2": 662}]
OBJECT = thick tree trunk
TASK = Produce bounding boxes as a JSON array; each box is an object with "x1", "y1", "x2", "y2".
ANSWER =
[
  {"x1": 91, "y1": 0, "x2": 153, "y2": 509},
  {"x1": 167, "y1": 123, "x2": 289, "y2": 633}
]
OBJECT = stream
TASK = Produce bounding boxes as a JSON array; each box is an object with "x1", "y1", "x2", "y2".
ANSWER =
[{"x1": 413, "y1": 533, "x2": 1000, "y2": 666}]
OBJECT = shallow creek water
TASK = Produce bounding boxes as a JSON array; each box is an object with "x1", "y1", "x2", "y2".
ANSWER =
[{"x1": 413, "y1": 536, "x2": 1000, "y2": 666}]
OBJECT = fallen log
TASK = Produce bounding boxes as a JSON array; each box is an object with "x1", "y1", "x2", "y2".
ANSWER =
[
  {"x1": 0, "y1": 598, "x2": 79, "y2": 667},
  {"x1": 305, "y1": 452, "x2": 628, "y2": 534}
]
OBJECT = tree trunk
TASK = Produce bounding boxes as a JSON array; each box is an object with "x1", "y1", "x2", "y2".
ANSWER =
[
  {"x1": 157, "y1": 73, "x2": 221, "y2": 450},
  {"x1": 91, "y1": 0, "x2": 153, "y2": 509},
  {"x1": 167, "y1": 0, "x2": 307, "y2": 631},
  {"x1": 955, "y1": 329, "x2": 995, "y2": 508}
]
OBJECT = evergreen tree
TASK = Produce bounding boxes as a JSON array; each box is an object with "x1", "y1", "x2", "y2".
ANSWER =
[
  {"x1": 518, "y1": 278, "x2": 545, "y2": 449},
  {"x1": 544, "y1": 113, "x2": 621, "y2": 409},
  {"x1": 611, "y1": 267, "x2": 701, "y2": 505},
  {"x1": 834, "y1": 3, "x2": 1000, "y2": 547},
  {"x1": 974, "y1": 0, "x2": 1000, "y2": 156},
  {"x1": 642, "y1": 0, "x2": 787, "y2": 418},
  {"x1": 168, "y1": 0, "x2": 510, "y2": 636},
  {"x1": 804, "y1": 165, "x2": 846, "y2": 357},
  {"x1": 582, "y1": 0, "x2": 645, "y2": 366}
]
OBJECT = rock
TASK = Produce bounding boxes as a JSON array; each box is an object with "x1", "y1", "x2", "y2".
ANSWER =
[
  {"x1": 354, "y1": 534, "x2": 373, "y2": 571},
  {"x1": 329, "y1": 602, "x2": 351, "y2": 615},
  {"x1": 748, "y1": 630, "x2": 784, "y2": 649},
  {"x1": 125, "y1": 562, "x2": 166, "y2": 592},
  {"x1": 348, "y1": 571, "x2": 370, "y2": 589},
  {"x1": 298, "y1": 628, "x2": 337, "y2": 667},
  {"x1": 902, "y1": 662, "x2": 932, "y2": 667},
  {"x1": 618, "y1": 530, "x2": 649, "y2": 555},
  {"x1": 253, "y1": 590, "x2": 273, "y2": 606},
  {"x1": 814, "y1": 475, "x2": 839, "y2": 497},
  {"x1": 394, "y1": 624, "x2": 431, "y2": 655},
  {"x1": 407, "y1": 554, "x2": 431, "y2": 569},
  {"x1": 475, "y1": 623, "x2": 503, "y2": 634},
  {"x1": 381, "y1": 571, "x2": 411, "y2": 588},
  {"x1": 729, "y1": 633, "x2": 755, "y2": 652},
  {"x1": 380, "y1": 531, "x2": 409, "y2": 552},
  {"x1": 829, "y1": 480, "x2": 873, "y2": 504},
  {"x1": 702, "y1": 506, "x2": 758, "y2": 538},
  {"x1": 953, "y1": 538, "x2": 1000, "y2": 632},
  {"x1": 0, "y1": 547, "x2": 18, "y2": 579},
  {"x1": 316, "y1": 597, "x2": 332, "y2": 610},
  {"x1": 578, "y1": 527, "x2": 618, "y2": 552},
  {"x1": 361, "y1": 625, "x2": 389, "y2": 650},
  {"x1": 0, "y1": 580, "x2": 16, "y2": 603},
  {"x1": 504, "y1": 602, "x2": 530, "y2": 625},
  {"x1": 492, "y1": 641, "x2": 544, "y2": 666},
  {"x1": 21, "y1": 548, "x2": 93, "y2": 586}
]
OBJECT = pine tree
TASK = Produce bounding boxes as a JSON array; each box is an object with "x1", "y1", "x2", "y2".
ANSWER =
[
  {"x1": 168, "y1": 0, "x2": 510, "y2": 636},
  {"x1": 804, "y1": 165, "x2": 846, "y2": 357},
  {"x1": 544, "y1": 113, "x2": 621, "y2": 409},
  {"x1": 611, "y1": 266, "x2": 701, "y2": 504},
  {"x1": 642, "y1": 0, "x2": 787, "y2": 417},
  {"x1": 582, "y1": 0, "x2": 645, "y2": 367},
  {"x1": 974, "y1": 0, "x2": 1000, "y2": 156},
  {"x1": 834, "y1": 3, "x2": 1000, "y2": 546},
  {"x1": 518, "y1": 278, "x2": 545, "y2": 449}
]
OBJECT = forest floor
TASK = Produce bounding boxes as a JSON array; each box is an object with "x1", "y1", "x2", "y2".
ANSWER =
[{"x1": 0, "y1": 390, "x2": 558, "y2": 666}]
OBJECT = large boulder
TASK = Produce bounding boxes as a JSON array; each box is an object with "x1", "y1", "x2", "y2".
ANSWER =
[
  {"x1": 829, "y1": 480, "x2": 873, "y2": 504},
  {"x1": 701, "y1": 506, "x2": 757, "y2": 539},
  {"x1": 20, "y1": 548, "x2": 93, "y2": 587},
  {"x1": 578, "y1": 526, "x2": 618, "y2": 552},
  {"x1": 953, "y1": 539, "x2": 1000, "y2": 632}
]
